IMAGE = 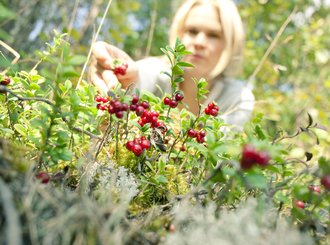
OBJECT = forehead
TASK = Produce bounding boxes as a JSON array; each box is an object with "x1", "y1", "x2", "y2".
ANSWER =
[{"x1": 184, "y1": 3, "x2": 222, "y2": 32}]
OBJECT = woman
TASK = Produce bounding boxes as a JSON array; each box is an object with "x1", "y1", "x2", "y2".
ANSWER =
[{"x1": 89, "y1": 0, "x2": 254, "y2": 130}]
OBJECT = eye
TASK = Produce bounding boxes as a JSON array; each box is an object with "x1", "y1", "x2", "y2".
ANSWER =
[
  {"x1": 208, "y1": 32, "x2": 221, "y2": 39},
  {"x1": 186, "y1": 28, "x2": 198, "y2": 36}
]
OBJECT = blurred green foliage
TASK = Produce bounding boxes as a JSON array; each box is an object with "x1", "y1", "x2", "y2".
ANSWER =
[{"x1": 0, "y1": 0, "x2": 329, "y2": 152}]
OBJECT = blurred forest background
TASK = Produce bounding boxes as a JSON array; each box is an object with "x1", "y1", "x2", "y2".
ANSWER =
[{"x1": 0, "y1": 0, "x2": 329, "y2": 144}]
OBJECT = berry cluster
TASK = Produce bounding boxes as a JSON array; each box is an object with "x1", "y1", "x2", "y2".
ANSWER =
[
  {"x1": 126, "y1": 136, "x2": 151, "y2": 156},
  {"x1": 163, "y1": 92, "x2": 184, "y2": 108},
  {"x1": 129, "y1": 94, "x2": 150, "y2": 116},
  {"x1": 95, "y1": 95, "x2": 129, "y2": 119},
  {"x1": 204, "y1": 102, "x2": 219, "y2": 116},
  {"x1": 36, "y1": 171, "x2": 50, "y2": 184},
  {"x1": 240, "y1": 144, "x2": 271, "y2": 170},
  {"x1": 138, "y1": 110, "x2": 166, "y2": 129},
  {"x1": 321, "y1": 174, "x2": 330, "y2": 191},
  {"x1": 187, "y1": 128, "x2": 206, "y2": 143},
  {"x1": 111, "y1": 59, "x2": 128, "y2": 76}
]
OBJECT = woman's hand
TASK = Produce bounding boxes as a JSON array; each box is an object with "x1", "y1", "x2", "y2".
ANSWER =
[{"x1": 89, "y1": 41, "x2": 138, "y2": 94}]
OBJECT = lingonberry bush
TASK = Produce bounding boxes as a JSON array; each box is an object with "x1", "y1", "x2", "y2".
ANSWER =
[{"x1": 0, "y1": 37, "x2": 329, "y2": 244}]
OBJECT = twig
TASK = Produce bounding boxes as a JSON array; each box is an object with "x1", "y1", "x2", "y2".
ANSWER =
[
  {"x1": 248, "y1": 7, "x2": 297, "y2": 86},
  {"x1": 0, "y1": 40, "x2": 20, "y2": 74},
  {"x1": 76, "y1": 0, "x2": 114, "y2": 88}
]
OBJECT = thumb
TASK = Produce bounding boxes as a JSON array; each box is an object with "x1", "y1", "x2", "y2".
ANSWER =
[{"x1": 92, "y1": 41, "x2": 113, "y2": 69}]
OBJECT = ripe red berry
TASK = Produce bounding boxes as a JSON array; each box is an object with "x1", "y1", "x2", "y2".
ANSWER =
[
  {"x1": 175, "y1": 92, "x2": 184, "y2": 101},
  {"x1": 240, "y1": 144, "x2": 257, "y2": 170},
  {"x1": 115, "y1": 111, "x2": 124, "y2": 119},
  {"x1": 132, "y1": 144, "x2": 143, "y2": 156},
  {"x1": 187, "y1": 129, "x2": 197, "y2": 138},
  {"x1": 294, "y1": 200, "x2": 305, "y2": 209},
  {"x1": 169, "y1": 99, "x2": 178, "y2": 108},
  {"x1": 36, "y1": 171, "x2": 50, "y2": 184},
  {"x1": 135, "y1": 106, "x2": 145, "y2": 116},
  {"x1": 164, "y1": 97, "x2": 171, "y2": 105},
  {"x1": 255, "y1": 151, "x2": 270, "y2": 167},
  {"x1": 0, "y1": 76, "x2": 11, "y2": 86},
  {"x1": 321, "y1": 174, "x2": 330, "y2": 191},
  {"x1": 95, "y1": 95, "x2": 103, "y2": 103},
  {"x1": 131, "y1": 94, "x2": 139, "y2": 104},
  {"x1": 140, "y1": 139, "x2": 151, "y2": 150},
  {"x1": 141, "y1": 101, "x2": 150, "y2": 109},
  {"x1": 308, "y1": 185, "x2": 321, "y2": 194},
  {"x1": 126, "y1": 141, "x2": 134, "y2": 151}
]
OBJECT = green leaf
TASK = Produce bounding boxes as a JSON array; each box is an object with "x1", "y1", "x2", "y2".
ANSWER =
[
  {"x1": 172, "y1": 65, "x2": 184, "y2": 76},
  {"x1": 0, "y1": 4, "x2": 16, "y2": 19},
  {"x1": 245, "y1": 171, "x2": 267, "y2": 189},
  {"x1": 156, "y1": 175, "x2": 168, "y2": 183},
  {"x1": 67, "y1": 55, "x2": 86, "y2": 65},
  {"x1": 14, "y1": 124, "x2": 27, "y2": 137},
  {"x1": 177, "y1": 61, "x2": 194, "y2": 68}
]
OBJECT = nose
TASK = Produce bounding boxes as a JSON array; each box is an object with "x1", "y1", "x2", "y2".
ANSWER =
[{"x1": 194, "y1": 32, "x2": 207, "y2": 48}]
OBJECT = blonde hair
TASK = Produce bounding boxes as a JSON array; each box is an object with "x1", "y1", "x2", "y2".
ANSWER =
[{"x1": 169, "y1": 0, "x2": 245, "y2": 78}]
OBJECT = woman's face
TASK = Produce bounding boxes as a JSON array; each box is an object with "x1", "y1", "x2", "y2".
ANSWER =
[{"x1": 181, "y1": 4, "x2": 224, "y2": 79}]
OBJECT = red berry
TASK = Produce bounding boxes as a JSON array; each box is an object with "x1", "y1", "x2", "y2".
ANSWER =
[
  {"x1": 140, "y1": 139, "x2": 151, "y2": 150},
  {"x1": 169, "y1": 99, "x2": 178, "y2": 108},
  {"x1": 121, "y1": 103, "x2": 129, "y2": 111},
  {"x1": 130, "y1": 104, "x2": 137, "y2": 111},
  {"x1": 102, "y1": 97, "x2": 109, "y2": 103},
  {"x1": 255, "y1": 151, "x2": 270, "y2": 167},
  {"x1": 132, "y1": 144, "x2": 143, "y2": 156},
  {"x1": 0, "y1": 76, "x2": 10, "y2": 86},
  {"x1": 209, "y1": 108, "x2": 218, "y2": 116},
  {"x1": 126, "y1": 141, "x2": 134, "y2": 151},
  {"x1": 240, "y1": 144, "x2": 257, "y2": 170},
  {"x1": 36, "y1": 171, "x2": 50, "y2": 184},
  {"x1": 199, "y1": 130, "x2": 206, "y2": 138},
  {"x1": 131, "y1": 94, "x2": 139, "y2": 104},
  {"x1": 321, "y1": 174, "x2": 330, "y2": 191},
  {"x1": 204, "y1": 107, "x2": 211, "y2": 115},
  {"x1": 115, "y1": 111, "x2": 124, "y2": 119},
  {"x1": 141, "y1": 101, "x2": 150, "y2": 109},
  {"x1": 164, "y1": 97, "x2": 171, "y2": 105},
  {"x1": 135, "y1": 106, "x2": 145, "y2": 116},
  {"x1": 294, "y1": 200, "x2": 305, "y2": 209},
  {"x1": 175, "y1": 92, "x2": 184, "y2": 101},
  {"x1": 207, "y1": 102, "x2": 215, "y2": 109},
  {"x1": 187, "y1": 129, "x2": 197, "y2": 138},
  {"x1": 95, "y1": 95, "x2": 103, "y2": 102},
  {"x1": 196, "y1": 134, "x2": 205, "y2": 143},
  {"x1": 308, "y1": 185, "x2": 321, "y2": 194}
]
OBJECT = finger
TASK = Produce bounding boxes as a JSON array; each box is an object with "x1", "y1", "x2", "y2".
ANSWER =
[
  {"x1": 92, "y1": 41, "x2": 113, "y2": 69},
  {"x1": 101, "y1": 70, "x2": 120, "y2": 89}
]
